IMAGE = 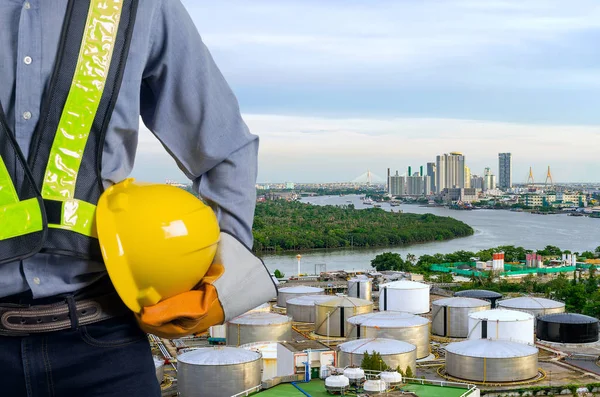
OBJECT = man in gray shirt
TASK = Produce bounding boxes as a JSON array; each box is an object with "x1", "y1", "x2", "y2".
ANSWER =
[{"x1": 0, "y1": 1, "x2": 275, "y2": 395}]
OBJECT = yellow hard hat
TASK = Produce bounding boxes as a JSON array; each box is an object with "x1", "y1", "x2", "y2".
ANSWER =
[{"x1": 96, "y1": 178, "x2": 220, "y2": 313}]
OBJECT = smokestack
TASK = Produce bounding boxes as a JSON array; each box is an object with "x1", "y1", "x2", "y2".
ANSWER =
[
  {"x1": 420, "y1": 165, "x2": 424, "y2": 177},
  {"x1": 387, "y1": 168, "x2": 391, "y2": 192},
  {"x1": 408, "y1": 166, "x2": 412, "y2": 177}
]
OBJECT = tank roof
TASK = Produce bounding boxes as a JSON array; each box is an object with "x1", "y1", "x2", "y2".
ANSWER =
[
  {"x1": 178, "y1": 347, "x2": 261, "y2": 366},
  {"x1": 446, "y1": 339, "x2": 538, "y2": 358},
  {"x1": 347, "y1": 311, "x2": 429, "y2": 328},
  {"x1": 349, "y1": 277, "x2": 371, "y2": 283},
  {"x1": 498, "y1": 297, "x2": 565, "y2": 309},
  {"x1": 433, "y1": 297, "x2": 491, "y2": 308},
  {"x1": 380, "y1": 280, "x2": 429, "y2": 290},
  {"x1": 454, "y1": 289, "x2": 502, "y2": 299},
  {"x1": 470, "y1": 308, "x2": 534, "y2": 322},
  {"x1": 278, "y1": 285, "x2": 324, "y2": 293},
  {"x1": 316, "y1": 296, "x2": 373, "y2": 308},
  {"x1": 338, "y1": 338, "x2": 416, "y2": 355},
  {"x1": 229, "y1": 312, "x2": 291, "y2": 325},
  {"x1": 286, "y1": 295, "x2": 338, "y2": 306},
  {"x1": 539, "y1": 313, "x2": 598, "y2": 324}
]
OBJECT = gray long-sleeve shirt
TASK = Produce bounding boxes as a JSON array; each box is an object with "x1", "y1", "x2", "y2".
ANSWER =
[{"x1": 0, "y1": 0, "x2": 258, "y2": 298}]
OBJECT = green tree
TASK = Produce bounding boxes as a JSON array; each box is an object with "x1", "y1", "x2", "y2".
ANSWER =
[
  {"x1": 273, "y1": 269, "x2": 285, "y2": 279},
  {"x1": 404, "y1": 366, "x2": 414, "y2": 379},
  {"x1": 371, "y1": 252, "x2": 407, "y2": 272}
]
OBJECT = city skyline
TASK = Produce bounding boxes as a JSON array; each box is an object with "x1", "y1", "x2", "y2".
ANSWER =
[{"x1": 131, "y1": 1, "x2": 600, "y2": 184}]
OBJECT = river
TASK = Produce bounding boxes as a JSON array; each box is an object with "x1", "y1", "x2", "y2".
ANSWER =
[{"x1": 260, "y1": 195, "x2": 600, "y2": 275}]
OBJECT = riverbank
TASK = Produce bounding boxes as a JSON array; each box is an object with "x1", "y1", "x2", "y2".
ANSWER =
[{"x1": 260, "y1": 195, "x2": 600, "y2": 275}]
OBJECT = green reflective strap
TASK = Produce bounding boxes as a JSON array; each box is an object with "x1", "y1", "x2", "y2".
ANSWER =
[
  {"x1": 0, "y1": 157, "x2": 18, "y2": 206},
  {"x1": 41, "y1": 0, "x2": 123, "y2": 200},
  {"x1": 48, "y1": 199, "x2": 98, "y2": 238},
  {"x1": 0, "y1": 198, "x2": 43, "y2": 241}
]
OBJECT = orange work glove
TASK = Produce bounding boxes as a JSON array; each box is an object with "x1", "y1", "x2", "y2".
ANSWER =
[{"x1": 136, "y1": 232, "x2": 277, "y2": 339}]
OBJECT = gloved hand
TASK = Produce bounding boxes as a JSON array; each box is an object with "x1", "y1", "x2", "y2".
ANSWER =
[{"x1": 136, "y1": 232, "x2": 277, "y2": 339}]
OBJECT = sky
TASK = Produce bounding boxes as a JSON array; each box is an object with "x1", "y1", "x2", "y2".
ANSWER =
[{"x1": 133, "y1": 0, "x2": 600, "y2": 184}]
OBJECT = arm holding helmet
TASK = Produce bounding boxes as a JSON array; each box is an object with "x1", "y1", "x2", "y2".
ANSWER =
[{"x1": 135, "y1": 0, "x2": 276, "y2": 338}]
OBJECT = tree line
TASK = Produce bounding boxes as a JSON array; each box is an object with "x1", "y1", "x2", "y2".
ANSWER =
[{"x1": 252, "y1": 201, "x2": 474, "y2": 252}]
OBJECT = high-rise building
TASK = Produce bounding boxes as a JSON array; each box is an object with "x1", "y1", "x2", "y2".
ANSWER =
[
  {"x1": 436, "y1": 152, "x2": 465, "y2": 193},
  {"x1": 389, "y1": 171, "x2": 406, "y2": 196},
  {"x1": 427, "y1": 162, "x2": 436, "y2": 194},
  {"x1": 498, "y1": 153, "x2": 512, "y2": 189},
  {"x1": 387, "y1": 168, "x2": 391, "y2": 192},
  {"x1": 470, "y1": 175, "x2": 484, "y2": 190},
  {"x1": 484, "y1": 167, "x2": 496, "y2": 191},
  {"x1": 464, "y1": 166, "x2": 471, "y2": 188}
]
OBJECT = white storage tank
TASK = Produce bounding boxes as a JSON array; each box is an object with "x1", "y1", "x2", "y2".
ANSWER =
[
  {"x1": 240, "y1": 342, "x2": 278, "y2": 381},
  {"x1": 210, "y1": 303, "x2": 271, "y2": 341},
  {"x1": 325, "y1": 375, "x2": 350, "y2": 394},
  {"x1": 347, "y1": 311, "x2": 430, "y2": 359},
  {"x1": 432, "y1": 297, "x2": 491, "y2": 338},
  {"x1": 227, "y1": 312, "x2": 292, "y2": 346},
  {"x1": 248, "y1": 302, "x2": 272, "y2": 313},
  {"x1": 348, "y1": 276, "x2": 373, "y2": 301},
  {"x1": 380, "y1": 371, "x2": 402, "y2": 386},
  {"x1": 379, "y1": 280, "x2": 430, "y2": 314},
  {"x1": 497, "y1": 297, "x2": 565, "y2": 317},
  {"x1": 277, "y1": 286, "x2": 324, "y2": 307},
  {"x1": 445, "y1": 339, "x2": 539, "y2": 383},
  {"x1": 468, "y1": 309, "x2": 535, "y2": 345},
  {"x1": 314, "y1": 296, "x2": 373, "y2": 337},
  {"x1": 286, "y1": 295, "x2": 337, "y2": 323},
  {"x1": 343, "y1": 367, "x2": 366, "y2": 386},
  {"x1": 363, "y1": 379, "x2": 387, "y2": 394},
  {"x1": 337, "y1": 338, "x2": 417, "y2": 375},
  {"x1": 177, "y1": 347, "x2": 262, "y2": 397}
]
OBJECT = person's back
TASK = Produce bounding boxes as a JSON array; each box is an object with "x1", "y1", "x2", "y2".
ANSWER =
[{"x1": 0, "y1": 1, "x2": 276, "y2": 395}]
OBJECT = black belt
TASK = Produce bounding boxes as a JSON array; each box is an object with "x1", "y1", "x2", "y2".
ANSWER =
[{"x1": 0, "y1": 292, "x2": 127, "y2": 336}]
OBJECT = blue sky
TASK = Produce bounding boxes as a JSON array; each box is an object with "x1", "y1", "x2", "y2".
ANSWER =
[{"x1": 133, "y1": 0, "x2": 600, "y2": 183}]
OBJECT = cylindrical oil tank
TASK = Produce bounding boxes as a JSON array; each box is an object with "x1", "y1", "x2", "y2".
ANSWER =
[
  {"x1": 315, "y1": 297, "x2": 373, "y2": 337},
  {"x1": 379, "y1": 280, "x2": 430, "y2": 314},
  {"x1": 240, "y1": 342, "x2": 278, "y2": 381},
  {"x1": 454, "y1": 290, "x2": 503, "y2": 308},
  {"x1": 497, "y1": 297, "x2": 565, "y2": 317},
  {"x1": 286, "y1": 295, "x2": 337, "y2": 323},
  {"x1": 432, "y1": 297, "x2": 491, "y2": 338},
  {"x1": 248, "y1": 302, "x2": 272, "y2": 313},
  {"x1": 227, "y1": 313, "x2": 292, "y2": 346},
  {"x1": 348, "y1": 277, "x2": 372, "y2": 301},
  {"x1": 277, "y1": 286, "x2": 324, "y2": 307},
  {"x1": 468, "y1": 309, "x2": 535, "y2": 345},
  {"x1": 537, "y1": 313, "x2": 599, "y2": 343},
  {"x1": 347, "y1": 311, "x2": 430, "y2": 359},
  {"x1": 445, "y1": 339, "x2": 538, "y2": 383},
  {"x1": 210, "y1": 303, "x2": 271, "y2": 340},
  {"x1": 177, "y1": 347, "x2": 262, "y2": 397},
  {"x1": 337, "y1": 338, "x2": 417, "y2": 375}
]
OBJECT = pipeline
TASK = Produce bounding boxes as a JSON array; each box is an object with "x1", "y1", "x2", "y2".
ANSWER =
[
  {"x1": 150, "y1": 335, "x2": 177, "y2": 371},
  {"x1": 291, "y1": 382, "x2": 312, "y2": 397}
]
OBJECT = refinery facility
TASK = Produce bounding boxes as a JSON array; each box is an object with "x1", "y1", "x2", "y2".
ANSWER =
[{"x1": 149, "y1": 275, "x2": 600, "y2": 397}]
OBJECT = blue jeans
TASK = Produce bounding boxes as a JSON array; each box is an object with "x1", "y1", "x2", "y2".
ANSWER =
[{"x1": 0, "y1": 313, "x2": 162, "y2": 397}]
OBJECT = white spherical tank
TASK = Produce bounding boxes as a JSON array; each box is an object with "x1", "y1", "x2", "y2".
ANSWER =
[
  {"x1": 286, "y1": 295, "x2": 337, "y2": 323},
  {"x1": 325, "y1": 375, "x2": 350, "y2": 394},
  {"x1": 497, "y1": 297, "x2": 565, "y2": 317},
  {"x1": 277, "y1": 285, "x2": 324, "y2": 307},
  {"x1": 432, "y1": 297, "x2": 491, "y2": 338},
  {"x1": 445, "y1": 339, "x2": 539, "y2": 383},
  {"x1": 177, "y1": 347, "x2": 262, "y2": 397},
  {"x1": 363, "y1": 379, "x2": 387, "y2": 394},
  {"x1": 380, "y1": 371, "x2": 402, "y2": 386},
  {"x1": 227, "y1": 312, "x2": 292, "y2": 346},
  {"x1": 379, "y1": 280, "x2": 430, "y2": 314},
  {"x1": 347, "y1": 311, "x2": 430, "y2": 359},
  {"x1": 338, "y1": 338, "x2": 417, "y2": 375},
  {"x1": 314, "y1": 297, "x2": 373, "y2": 337},
  {"x1": 468, "y1": 309, "x2": 535, "y2": 345},
  {"x1": 348, "y1": 277, "x2": 373, "y2": 301}
]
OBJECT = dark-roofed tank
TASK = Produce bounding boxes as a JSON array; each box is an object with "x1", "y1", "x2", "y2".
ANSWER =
[
  {"x1": 537, "y1": 313, "x2": 599, "y2": 343},
  {"x1": 454, "y1": 289, "x2": 502, "y2": 308}
]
